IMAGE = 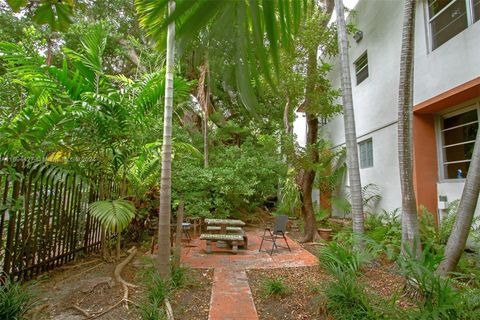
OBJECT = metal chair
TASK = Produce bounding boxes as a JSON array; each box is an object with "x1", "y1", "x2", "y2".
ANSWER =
[{"x1": 259, "y1": 215, "x2": 291, "y2": 255}]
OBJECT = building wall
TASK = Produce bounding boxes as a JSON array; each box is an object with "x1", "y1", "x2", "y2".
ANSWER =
[
  {"x1": 320, "y1": 0, "x2": 405, "y2": 216},
  {"x1": 294, "y1": 0, "x2": 480, "y2": 219}
]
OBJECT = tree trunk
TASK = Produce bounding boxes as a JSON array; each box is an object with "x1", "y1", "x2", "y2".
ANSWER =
[
  {"x1": 173, "y1": 197, "x2": 184, "y2": 268},
  {"x1": 198, "y1": 61, "x2": 209, "y2": 168},
  {"x1": 298, "y1": 38, "x2": 320, "y2": 241},
  {"x1": 157, "y1": 0, "x2": 175, "y2": 280},
  {"x1": 397, "y1": 0, "x2": 421, "y2": 253},
  {"x1": 301, "y1": 112, "x2": 321, "y2": 242},
  {"x1": 437, "y1": 131, "x2": 480, "y2": 275},
  {"x1": 334, "y1": 0, "x2": 365, "y2": 243}
]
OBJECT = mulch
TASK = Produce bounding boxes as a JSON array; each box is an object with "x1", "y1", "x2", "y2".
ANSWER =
[{"x1": 170, "y1": 268, "x2": 214, "y2": 320}]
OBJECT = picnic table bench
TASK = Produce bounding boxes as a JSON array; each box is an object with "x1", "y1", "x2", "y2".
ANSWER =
[
  {"x1": 200, "y1": 233, "x2": 244, "y2": 253},
  {"x1": 205, "y1": 226, "x2": 248, "y2": 248}
]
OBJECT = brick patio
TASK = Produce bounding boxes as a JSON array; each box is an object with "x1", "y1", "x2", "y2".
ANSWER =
[{"x1": 181, "y1": 229, "x2": 319, "y2": 320}]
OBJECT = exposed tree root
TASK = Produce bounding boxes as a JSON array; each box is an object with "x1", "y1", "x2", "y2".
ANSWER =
[
  {"x1": 299, "y1": 232, "x2": 322, "y2": 243},
  {"x1": 165, "y1": 298, "x2": 175, "y2": 320},
  {"x1": 72, "y1": 305, "x2": 91, "y2": 318},
  {"x1": 32, "y1": 303, "x2": 49, "y2": 320},
  {"x1": 72, "y1": 246, "x2": 139, "y2": 319}
]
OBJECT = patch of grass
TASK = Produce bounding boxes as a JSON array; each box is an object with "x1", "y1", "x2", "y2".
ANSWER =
[
  {"x1": 0, "y1": 276, "x2": 34, "y2": 320},
  {"x1": 260, "y1": 277, "x2": 290, "y2": 298},
  {"x1": 138, "y1": 257, "x2": 192, "y2": 319},
  {"x1": 139, "y1": 300, "x2": 167, "y2": 320}
]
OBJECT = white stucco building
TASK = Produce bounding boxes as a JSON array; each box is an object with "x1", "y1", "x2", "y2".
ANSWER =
[{"x1": 295, "y1": 0, "x2": 480, "y2": 222}]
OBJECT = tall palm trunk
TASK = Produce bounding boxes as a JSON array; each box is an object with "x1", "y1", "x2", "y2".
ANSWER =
[
  {"x1": 437, "y1": 131, "x2": 480, "y2": 275},
  {"x1": 334, "y1": 0, "x2": 365, "y2": 242},
  {"x1": 397, "y1": 0, "x2": 421, "y2": 252},
  {"x1": 158, "y1": 0, "x2": 175, "y2": 279}
]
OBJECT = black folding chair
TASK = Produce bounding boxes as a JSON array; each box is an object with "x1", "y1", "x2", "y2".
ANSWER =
[{"x1": 259, "y1": 215, "x2": 291, "y2": 255}]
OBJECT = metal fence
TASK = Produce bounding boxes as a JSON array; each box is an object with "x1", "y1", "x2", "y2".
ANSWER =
[{"x1": 0, "y1": 160, "x2": 115, "y2": 280}]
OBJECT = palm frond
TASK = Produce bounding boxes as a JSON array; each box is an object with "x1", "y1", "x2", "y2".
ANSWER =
[{"x1": 89, "y1": 199, "x2": 136, "y2": 233}]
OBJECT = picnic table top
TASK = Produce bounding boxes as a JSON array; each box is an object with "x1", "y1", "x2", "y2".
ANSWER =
[{"x1": 204, "y1": 218, "x2": 246, "y2": 226}]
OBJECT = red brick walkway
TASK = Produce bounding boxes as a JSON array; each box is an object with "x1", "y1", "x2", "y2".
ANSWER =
[{"x1": 181, "y1": 229, "x2": 318, "y2": 320}]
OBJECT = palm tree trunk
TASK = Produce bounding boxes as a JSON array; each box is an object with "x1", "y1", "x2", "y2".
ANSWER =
[
  {"x1": 397, "y1": 0, "x2": 421, "y2": 252},
  {"x1": 437, "y1": 131, "x2": 480, "y2": 275},
  {"x1": 334, "y1": 0, "x2": 365, "y2": 242},
  {"x1": 157, "y1": 0, "x2": 175, "y2": 279}
]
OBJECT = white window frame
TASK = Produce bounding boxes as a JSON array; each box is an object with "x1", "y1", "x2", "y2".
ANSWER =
[
  {"x1": 359, "y1": 138, "x2": 373, "y2": 169},
  {"x1": 435, "y1": 99, "x2": 480, "y2": 181},
  {"x1": 426, "y1": 0, "x2": 478, "y2": 52}
]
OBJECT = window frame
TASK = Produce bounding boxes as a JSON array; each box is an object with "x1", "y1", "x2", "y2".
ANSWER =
[
  {"x1": 427, "y1": 0, "x2": 478, "y2": 51},
  {"x1": 436, "y1": 99, "x2": 480, "y2": 181},
  {"x1": 353, "y1": 51, "x2": 369, "y2": 85},
  {"x1": 358, "y1": 138, "x2": 374, "y2": 169}
]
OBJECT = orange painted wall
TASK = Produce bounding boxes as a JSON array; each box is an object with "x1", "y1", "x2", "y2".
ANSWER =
[{"x1": 413, "y1": 114, "x2": 438, "y2": 222}]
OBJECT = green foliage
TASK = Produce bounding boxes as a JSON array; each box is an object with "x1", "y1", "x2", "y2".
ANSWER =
[
  {"x1": 397, "y1": 243, "x2": 462, "y2": 319},
  {"x1": 0, "y1": 276, "x2": 33, "y2": 320},
  {"x1": 320, "y1": 241, "x2": 373, "y2": 276},
  {"x1": 324, "y1": 272, "x2": 377, "y2": 320},
  {"x1": 278, "y1": 168, "x2": 302, "y2": 217},
  {"x1": 140, "y1": 266, "x2": 169, "y2": 320},
  {"x1": 135, "y1": 0, "x2": 313, "y2": 109},
  {"x1": 365, "y1": 209, "x2": 402, "y2": 260},
  {"x1": 260, "y1": 277, "x2": 290, "y2": 298},
  {"x1": 170, "y1": 264, "x2": 188, "y2": 289},
  {"x1": 320, "y1": 242, "x2": 382, "y2": 319},
  {"x1": 173, "y1": 136, "x2": 285, "y2": 218},
  {"x1": 89, "y1": 199, "x2": 135, "y2": 233}
]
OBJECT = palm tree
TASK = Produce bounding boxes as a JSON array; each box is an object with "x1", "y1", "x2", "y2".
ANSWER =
[
  {"x1": 155, "y1": 0, "x2": 176, "y2": 279},
  {"x1": 397, "y1": 0, "x2": 421, "y2": 253},
  {"x1": 333, "y1": 0, "x2": 365, "y2": 243},
  {"x1": 437, "y1": 131, "x2": 480, "y2": 275},
  {"x1": 135, "y1": 0, "x2": 313, "y2": 276}
]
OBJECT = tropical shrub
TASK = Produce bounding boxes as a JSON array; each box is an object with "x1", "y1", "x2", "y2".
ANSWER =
[
  {"x1": 365, "y1": 209, "x2": 402, "y2": 260},
  {"x1": 173, "y1": 136, "x2": 285, "y2": 218}
]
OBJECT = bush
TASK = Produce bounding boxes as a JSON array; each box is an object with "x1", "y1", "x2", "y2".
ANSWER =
[
  {"x1": 172, "y1": 136, "x2": 286, "y2": 218},
  {"x1": 324, "y1": 271, "x2": 377, "y2": 320},
  {"x1": 260, "y1": 277, "x2": 290, "y2": 298},
  {"x1": 397, "y1": 245, "x2": 463, "y2": 319},
  {"x1": 365, "y1": 209, "x2": 401, "y2": 260},
  {"x1": 0, "y1": 276, "x2": 33, "y2": 320},
  {"x1": 320, "y1": 241, "x2": 373, "y2": 275},
  {"x1": 320, "y1": 242, "x2": 383, "y2": 319}
]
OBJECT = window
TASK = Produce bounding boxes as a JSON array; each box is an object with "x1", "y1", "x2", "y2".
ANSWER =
[
  {"x1": 359, "y1": 138, "x2": 373, "y2": 168},
  {"x1": 440, "y1": 106, "x2": 479, "y2": 179},
  {"x1": 354, "y1": 51, "x2": 368, "y2": 85},
  {"x1": 427, "y1": 0, "x2": 479, "y2": 50}
]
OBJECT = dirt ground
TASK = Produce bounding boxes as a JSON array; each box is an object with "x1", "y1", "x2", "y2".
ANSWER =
[
  {"x1": 25, "y1": 248, "x2": 213, "y2": 320},
  {"x1": 246, "y1": 216, "x2": 407, "y2": 320}
]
